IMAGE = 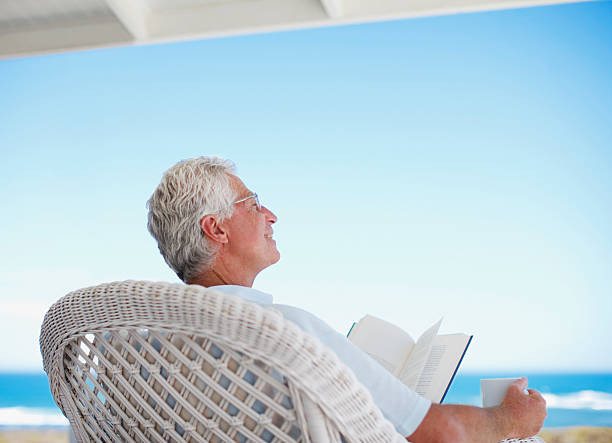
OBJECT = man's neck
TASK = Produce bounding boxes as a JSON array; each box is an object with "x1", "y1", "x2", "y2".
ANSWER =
[{"x1": 189, "y1": 265, "x2": 255, "y2": 288}]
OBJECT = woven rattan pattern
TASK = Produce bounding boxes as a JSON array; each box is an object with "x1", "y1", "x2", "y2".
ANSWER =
[{"x1": 40, "y1": 281, "x2": 404, "y2": 443}]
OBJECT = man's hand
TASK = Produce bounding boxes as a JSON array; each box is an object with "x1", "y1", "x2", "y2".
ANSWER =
[
  {"x1": 494, "y1": 377, "x2": 547, "y2": 439},
  {"x1": 407, "y1": 377, "x2": 547, "y2": 443}
]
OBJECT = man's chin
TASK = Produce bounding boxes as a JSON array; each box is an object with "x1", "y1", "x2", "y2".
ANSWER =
[
  {"x1": 256, "y1": 249, "x2": 280, "y2": 270},
  {"x1": 270, "y1": 250, "x2": 281, "y2": 265}
]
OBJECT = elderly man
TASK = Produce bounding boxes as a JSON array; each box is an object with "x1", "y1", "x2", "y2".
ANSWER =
[{"x1": 147, "y1": 156, "x2": 546, "y2": 442}]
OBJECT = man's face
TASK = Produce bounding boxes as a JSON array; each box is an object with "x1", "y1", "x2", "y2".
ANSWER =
[{"x1": 222, "y1": 174, "x2": 280, "y2": 273}]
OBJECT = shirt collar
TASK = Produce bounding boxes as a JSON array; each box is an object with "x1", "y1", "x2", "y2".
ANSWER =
[{"x1": 208, "y1": 285, "x2": 273, "y2": 305}]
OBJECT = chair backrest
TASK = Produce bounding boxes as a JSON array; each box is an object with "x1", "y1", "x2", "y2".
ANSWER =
[{"x1": 40, "y1": 280, "x2": 405, "y2": 443}]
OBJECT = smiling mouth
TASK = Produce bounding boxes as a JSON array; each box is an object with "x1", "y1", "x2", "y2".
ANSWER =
[{"x1": 264, "y1": 234, "x2": 273, "y2": 239}]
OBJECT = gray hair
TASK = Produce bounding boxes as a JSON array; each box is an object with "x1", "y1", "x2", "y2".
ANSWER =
[{"x1": 146, "y1": 156, "x2": 237, "y2": 282}]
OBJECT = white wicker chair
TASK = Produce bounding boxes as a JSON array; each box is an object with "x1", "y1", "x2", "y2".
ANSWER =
[
  {"x1": 39, "y1": 280, "x2": 405, "y2": 443},
  {"x1": 40, "y1": 280, "x2": 545, "y2": 443}
]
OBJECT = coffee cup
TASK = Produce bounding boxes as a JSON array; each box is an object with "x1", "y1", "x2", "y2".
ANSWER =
[{"x1": 480, "y1": 377, "x2": 522, "y2": 407}]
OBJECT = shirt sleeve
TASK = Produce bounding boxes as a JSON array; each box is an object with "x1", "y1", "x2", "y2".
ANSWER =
[{"x1": 272, "y1": 304, "x2": 431, "y2": 437}]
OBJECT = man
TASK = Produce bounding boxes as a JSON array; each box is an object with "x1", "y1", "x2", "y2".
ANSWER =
[{"x1": 147, "y1": 156, "x2": 547, "y2": 442}]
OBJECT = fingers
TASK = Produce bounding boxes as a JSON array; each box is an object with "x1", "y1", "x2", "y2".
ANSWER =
[
  {"x1": 511, "y1": 377, "x2": 528, "y2": 391},
  {"x1": 527, "y1": 389, "x2": 546, "y2": 404}
]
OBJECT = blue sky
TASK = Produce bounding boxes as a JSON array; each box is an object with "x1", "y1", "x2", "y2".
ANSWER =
[{"x1": 1, "y1": 1, "x2": 611, "y2": 373}]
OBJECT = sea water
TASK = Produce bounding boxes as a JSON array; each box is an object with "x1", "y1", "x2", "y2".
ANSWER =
[
  {"x1": 1, "y1": 372, "x2": 611, "y2": 428},
  {"x1": 444, "y1": 372, "x2": 612, "y2": 427}
]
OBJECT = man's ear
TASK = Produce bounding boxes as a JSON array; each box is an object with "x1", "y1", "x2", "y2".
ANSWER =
[{"x1": 200, "y1": 215, "x2": 228, "y2": 244}]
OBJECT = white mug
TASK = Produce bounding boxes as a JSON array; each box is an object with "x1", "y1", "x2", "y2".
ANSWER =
[{"x1": 480, "y1": 377, "x2": 521, "y2": 407}]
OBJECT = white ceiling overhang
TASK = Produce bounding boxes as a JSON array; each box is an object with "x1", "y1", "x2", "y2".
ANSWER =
[{"x1": 0, "y1": 0, "x2": 588, "y2": 59}]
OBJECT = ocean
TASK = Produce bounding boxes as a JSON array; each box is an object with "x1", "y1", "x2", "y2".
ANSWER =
[
  {"x1": 1, "y1": 372, "x2": 611, "y2": 428},
  {"x1": 443, "y1": 373, "x2": 612, "y2": 428}
]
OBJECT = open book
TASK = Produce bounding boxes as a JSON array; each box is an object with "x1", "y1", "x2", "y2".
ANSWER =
[{"x1": 348, "y1": 316, "x2": 472, "y2": 403}]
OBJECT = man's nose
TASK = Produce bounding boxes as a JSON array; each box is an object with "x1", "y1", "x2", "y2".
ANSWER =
[{"x1": 263, "y1": 206, "x2": 277, "y2": 224}]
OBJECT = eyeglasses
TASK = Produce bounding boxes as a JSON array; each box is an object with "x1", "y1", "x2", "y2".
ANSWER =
[
  {"x1": 201, "y1": 193, "x2": 262, "y2": 224},
  {"x1": 232, "y1": 193, "x2": 261, "y2": 211}
]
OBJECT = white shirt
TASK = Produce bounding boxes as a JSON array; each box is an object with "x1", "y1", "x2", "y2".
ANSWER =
[{"x1": 211, "y1": 285, "x2": 431, "y2": 437}]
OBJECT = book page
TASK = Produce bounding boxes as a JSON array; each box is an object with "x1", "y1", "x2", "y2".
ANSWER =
[
  {"x1": 348, "y1": 315, "x2": 415, "y2": 377},
  {"x1": 398, "y1": 318, "x2": 442, "y2": 389},
  {"x1": 415, "y1": 334, "x2": 472, "y2": 403}
]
